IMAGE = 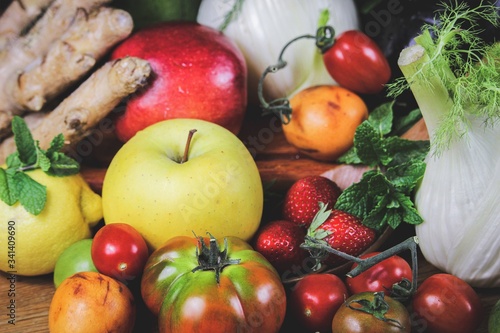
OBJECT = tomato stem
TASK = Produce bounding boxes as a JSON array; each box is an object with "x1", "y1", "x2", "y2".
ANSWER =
[
  {"x1": 192, "y1": 233, "x2": 241, "y2": 284},
  {"x1": 301, "y1": 236, "x2": 419, "y2": 302},
  {"x1": 257, "y1": 26, "x2": 336, "y2": 124},
  {"x1": 347, "y1": 291, "x2": 405, "y2": 328}
]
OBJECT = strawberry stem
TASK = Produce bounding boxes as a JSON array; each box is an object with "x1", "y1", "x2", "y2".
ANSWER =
[{"x1": 302, "y1": 235, "x2": 360, "y2": 267}]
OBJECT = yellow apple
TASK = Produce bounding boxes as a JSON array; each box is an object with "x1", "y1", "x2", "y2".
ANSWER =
[{"x1": 101, "y1": 118, "x2": 263, "y2": 249}]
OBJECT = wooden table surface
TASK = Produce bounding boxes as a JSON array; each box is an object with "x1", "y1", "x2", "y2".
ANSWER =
[{"x1": 1, "y1": 111, "x2": 499, "y2": 333}]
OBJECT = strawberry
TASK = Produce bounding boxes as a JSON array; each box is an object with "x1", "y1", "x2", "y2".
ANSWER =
[
  {"x1": 304, "y1": 202, "x2": 376, "y2": 268},
  {"x1": 282, "y1": 176, "x2": 342, "y2": 227},
  {"x1": 253, "y1": 220, "x2": 308, "y2": 276}
]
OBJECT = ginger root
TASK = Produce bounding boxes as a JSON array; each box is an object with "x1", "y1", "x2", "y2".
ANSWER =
[
  {"x1": 0, "y1": 0, "x2": 54, "y2": 50},
  {"x1": 0, "y1": 0, "x2": 152, "y2": 166},
  {"x1": 0, "y1": 57, "x2": 151, "y2": 163},
  {"x1": 0, "y1": 0, "x2": 114, "y2": 136},
  {"x1": 8, "y1": 7, "x2": 134, "y2": 112}
]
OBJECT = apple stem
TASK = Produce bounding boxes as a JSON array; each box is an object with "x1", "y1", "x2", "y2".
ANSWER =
[{"x1": 181, "y1": 129, "x2": 197, "y2": 164}]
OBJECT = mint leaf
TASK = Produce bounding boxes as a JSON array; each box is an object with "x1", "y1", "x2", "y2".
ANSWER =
[
  {"x1": 5, "y1": 152, "x2": 21, "y2": 169},
  {"x1": 336, "y1": 146, "x2": 362, "y2": 164},
  {"x1": 13, "y1": 171, "x2": 46, "y2": 215},
  {"x1": 46, "y1": 134, "x2": 65, "y2": 156},
  {"x1": 0, "y1": 168, "x2": 18, "y2": 205},
  {"x1": 385, "y1": 137, "x2": 429, "y2": 166},
  {"x1": 367, "y1": 101, "x2": 394, "y2": 136},
  {"x1": 362, "y1": 176, "x2": 400, "y2": 231},
  {"x1": 361, "y1": 177, "x2": 418, "y2": 230},
  {"x1": 385, "y1": 160, "x2": 426, "y2": 193},
  {"x1": 36, "y1": 146, "x2": 52, "y2": 172},
  {"x1": 336, "y1": 103, "x2": 427, "y2": 165},
  {"x1": 335, "y1": 100, "x2": 428, "y2": 231},
  {"x1": 396, "y1": 191, "x2": 423, "y2": 225},
  {"x1": 364, "y1": 204, "x2": 403, "y2": 230},
  {"x1": 354, "y1": 122, "x2": 391, "y2": 167},
  {"x1": 335, "y1": 162, "x2": 424, "y2": 231},
  {"x1": 364, "y1": 191, "x2": 423, "y2": 230},
  {"x1": 11, "y1": 116, "x2": 37, "y2": 165},
  {"x1": 48, "y1": 152, "x2": 80, "y2": 176},
  {"x1": 334, "y1": 170, "x2": 378, "y2": 219},
  {"x1": 1, "y1": 117, "x2": 80, "y2": 215}
]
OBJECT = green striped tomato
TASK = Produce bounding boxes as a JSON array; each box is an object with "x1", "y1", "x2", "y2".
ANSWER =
[{"x1": 141, "y1": 234, "x2": 286, "y2": 333}]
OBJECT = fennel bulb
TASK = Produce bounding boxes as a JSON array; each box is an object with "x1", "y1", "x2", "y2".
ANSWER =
[
  {"x1": 197, "y1": 0, "x2": 359, "y2": 102},
  {"x1": 391, "y1": 3, "x2": 500, "y2": 287}
]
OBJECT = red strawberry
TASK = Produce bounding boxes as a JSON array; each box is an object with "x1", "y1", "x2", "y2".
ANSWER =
[
  {"x1": 253, "y1": 220, "x2": 308, "y2": 275},
  {"x1": 305, "y1": 203, "x2": 376, "y2": 268},
  {"x1": 282, "y1": 176, "x2": 342, "y2": 227}
]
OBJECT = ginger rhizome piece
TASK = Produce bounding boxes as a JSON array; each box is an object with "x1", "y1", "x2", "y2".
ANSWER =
[{"x1": 0, "y1": 57, "x2": 151, "y2": 163}]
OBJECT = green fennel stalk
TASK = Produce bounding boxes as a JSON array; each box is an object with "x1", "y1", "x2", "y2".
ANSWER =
[{"x1": 388, "y1": 2, "x2": 500, "y2": 155}]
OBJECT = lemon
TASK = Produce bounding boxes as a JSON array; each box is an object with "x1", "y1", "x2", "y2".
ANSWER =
[{"x1": 0, "y1": 169, "x2": 102, "y2": 276}]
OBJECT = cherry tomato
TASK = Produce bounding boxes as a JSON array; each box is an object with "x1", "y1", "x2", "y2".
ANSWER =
[
  {"x1": 322, "y1": 30, "x2": 391, "y2": 94},
  {"x1": 289, "y1": 273, "x2": 349, "y2": 333},
  {"x1": 345, "y1": 252, "x2": 412, "y2": 295},
  {"x1": 91, "y1": 223, "x2": 149, "y2": 282},
  {"x1": 332, "y1": 292, "x2": 411, "y2": 333},
  {"x1": 411, "y1": 273, "x2": 483, "y2": 333}
]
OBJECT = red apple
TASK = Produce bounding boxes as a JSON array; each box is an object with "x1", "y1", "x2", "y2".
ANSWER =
[{"x1": 110, "y1": 21, "x2": 247, "y2": 142}]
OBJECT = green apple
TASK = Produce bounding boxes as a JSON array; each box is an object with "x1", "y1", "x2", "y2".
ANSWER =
[{"x1": 101, "y1": 118, "x2": 263, "y2": 249}]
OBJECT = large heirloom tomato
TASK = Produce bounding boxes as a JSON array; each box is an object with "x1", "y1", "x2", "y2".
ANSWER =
[{"x1": 141, "y1": 234, "x2": 287, "y2": 333}]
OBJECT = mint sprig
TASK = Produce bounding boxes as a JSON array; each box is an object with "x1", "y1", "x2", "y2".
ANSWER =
[
  {"x1": 0, "y1": 116, "x2": 80, "y2": 215},
  {"x1": 335, "y1": 102, "x2": 429, "y2": 231}
]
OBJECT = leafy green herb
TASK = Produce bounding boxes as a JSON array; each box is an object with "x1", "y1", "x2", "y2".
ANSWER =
[
  {"x1": 335, "y1": 102, "x2": 429, "y2": 231},
  {"x1": 387, "y1": 2, "x2": 500, "y2": 153},
  {"x1": 0, "y1": 116, "x2": 80, "y2": 215}
]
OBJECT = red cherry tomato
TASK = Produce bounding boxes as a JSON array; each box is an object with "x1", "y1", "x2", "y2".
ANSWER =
[
  {"x1": 411, "y1": 273, "x2": 483, "y2": 333},
  {"x1": 91, "y1": 223, "x2": 149, "y2": 282},
  {"x1": 345, "y1": 252, "x2": 412, "y2": 295},
  {"x1": 289, "y1": 273, "x2": 349, "y2": 332},
  {"x1": 322, "y1": 30, "x2": 391, "y2": 94}
]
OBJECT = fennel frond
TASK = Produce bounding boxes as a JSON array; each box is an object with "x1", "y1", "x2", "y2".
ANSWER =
[{"x1": 387, "y1": 1, "x2": 500, "y2": 154}]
